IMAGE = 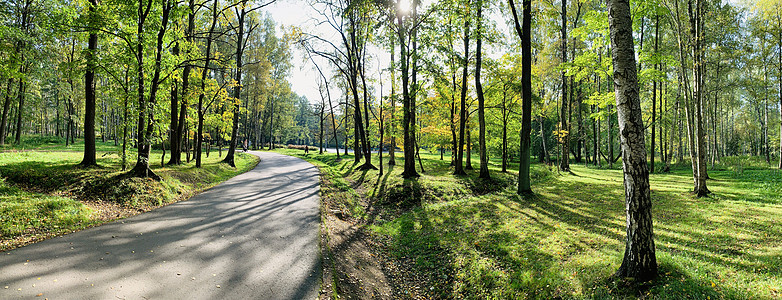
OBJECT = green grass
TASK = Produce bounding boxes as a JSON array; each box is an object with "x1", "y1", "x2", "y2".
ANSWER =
[
  {"x1": 0, "y1": 178, "x2": 94, "y2": 240},
  {"x1": 282, "y1": 148, "x2": 782, "y2": 299},
  {"x1": 0, "y1": 139, "x2": 259, "y2": 250},
  {"x1": 0, "y1": 135, "x2": 121, "y2": 152}
]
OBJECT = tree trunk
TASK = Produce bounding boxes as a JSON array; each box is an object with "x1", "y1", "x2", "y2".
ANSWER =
[
  {"x1": 559, "y1": 0, "x2": 570, "y2": 172},
  {"x1": 466, "y1": 120, "x2": 473, "y2": 170},
  {"x1": 476, "y1": 0, "x2": 490, "y2": 179},
  {"x1": 502, "y1": 89, "x2": 508, "y2": 172},
  {"x1": 130, "y1": 0, "x2": 169, "y2": 180},
  {"x1": 222, "y1": 2, "x2": 247, "y2": 168},
  {"x1": 454, "y1": 13, "x2": 470, "y2": 176},
  {"x1": 130, "y1": 0, "x2": 154, "y2": 178},
  {"x1": 196, "y1": 0, "x2": 219, "y2": 168},
  {"x1": 650, "y1": 13, "x2": 658, "y2": 173},
  {"x1": 608, "y1": 0, "x2": 657, "y2": 281},
  {"x1": 399, "y1": 12, "x2": 418, "y2": 178},
  {"x1": 509, "y1": 0, "x2": 532, "y2": 193},
  {"x1": 689, "y1": 0, "x2": 708, "y2": 196},
  {"x1": 0, "y1": 79, "x2": 14, "y2": 145},
  {"x1": 81, "y1": 0, "x2": 99, "y2": 166},
  {"x1": 389, "y1": 37, "x2": 396, "y2": 165},
  {"x1": 778, "y1": 15, "x2": 782, "y2": 168},
  {"x1": 14, "y1": 78, "x2": 25, "y2": 144}
]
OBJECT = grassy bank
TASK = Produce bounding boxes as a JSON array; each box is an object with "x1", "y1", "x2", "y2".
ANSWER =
[
  {"x1": 280, "y1": 148, "x2": 781, "y2": 299},
  {"x1": 0, "y1": 140, "x2": 259, "y2": 251}
]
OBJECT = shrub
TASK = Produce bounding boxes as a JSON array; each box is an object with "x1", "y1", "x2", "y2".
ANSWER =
[{"x1": 287, "y1": 144, "x2": 314, "y2": 151}]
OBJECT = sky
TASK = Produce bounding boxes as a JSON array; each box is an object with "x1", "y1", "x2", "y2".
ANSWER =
[
  {"x1": 264, "y1": 1, "x2": 323, "y2": 104},
  {"x1": 263, "y1": 0, "x2": 510, "y2": 107},
  {"x1": 262, "y1": 0, "x2": 749, "y2": 106}
]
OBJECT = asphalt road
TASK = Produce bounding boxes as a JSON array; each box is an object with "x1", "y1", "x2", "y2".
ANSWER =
[{"x1": 0, "y1": 151, "x2": 321, "y2": 299}]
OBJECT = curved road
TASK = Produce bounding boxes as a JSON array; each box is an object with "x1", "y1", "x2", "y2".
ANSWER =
[{"x1": 0, "y1": 152, "x2": 320, "y2": 299}]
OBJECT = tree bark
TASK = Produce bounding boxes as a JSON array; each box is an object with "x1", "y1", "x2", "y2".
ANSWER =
[
  {"x1": 509, "y1": 0, "x2": 532, "y2": 193},
  {"x1": 399, "y1": 11, "x2": 418, "y2": 178},
  {"x1": 169, "y1": 5, "x2": 191, "y2": 166},
  {"x1": 454, "y1": 11, "x2": 470, "y2": 176},
  {"x1": 476, "y1": 0, "x2": 489, "y2": 179},
  {"x1": 608, "y1": 0, "x2": 657, "y2": 281},
  {"x1": 689, "y1": 0, "x2": 708, "y2": 195},
  {"x1": 81, "y1": 0, "x2": 99, "y2": 166},
  {"x1": 130, "y1": 0, "x2": 168, "y2": 180},
  {"x1": 196, "y1": 0, "x2": 219, "y2": 168},
  {"x1": 389, "y1": 35, "x2": 396, "y2": 165},
  {"x1": 559, "y1": 0, "x2": 570, "y2": 172},
  {"x1": 14, "y1": 77, "x2": 25, "y2": 144},
  {"x1": 223, "y1": 1, "x2": 248, "y2": 168},
  {"x1": 650, "y1": 13, "x2": 658, "y2": 173},
  {"x1": 0, "y1": 79, "x2": 14, "y2": 145},
  {"x1": 466, "y1": 120, "x2": 473, "y2": 170}
]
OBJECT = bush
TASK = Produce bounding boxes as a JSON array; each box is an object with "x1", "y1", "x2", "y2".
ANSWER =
[
  {"x1": 21, "y1": 135, "x2": 65, "y2": 146},
  {"x1": 287, "y1": 144, "x2": 314, "y2": 151}
]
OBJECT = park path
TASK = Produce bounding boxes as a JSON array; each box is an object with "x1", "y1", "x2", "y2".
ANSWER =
[{"x1": 0, "y1": 152, "x2": 320, "y2": 299}]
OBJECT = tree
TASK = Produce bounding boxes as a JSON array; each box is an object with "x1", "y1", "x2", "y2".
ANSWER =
[
  {"x1": 222, "y1": 0, "x2": 253, "y2": 168},
  {"x1": 508, "y1": 0, "x2": 532, "y2": 194},
  {"x1": 688, "y1": 0, "x2": 709, "y2": 196},
  {"x1": 80, "y1": 0, "x2": 99, "y2": 167},
  {"x1": 454, "y1": 0, "x2": 470, "y2": 176},
  {"x1": 129, "y1": 0, "x2": 174, "y2": 179},
  {"x1": 168, "y1": 0, "x2": 196, "y2": 165},
  {"x1": 559, "y1": 0, "x2": 570, "y2": 172},
  {"x1": 475, "y1": 0, "x2": 489, "y2": 179},
  {"x1": 397, "y1": 0, "x2": 419, "y2": 178},
  {"x1": 608, "y1": 0, "x2": 657, "y2": 281}
]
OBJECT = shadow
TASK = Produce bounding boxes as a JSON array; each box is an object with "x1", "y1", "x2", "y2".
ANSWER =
[
  {"x1": 0, "y1": 151, "x2": 322, "y2": 299},
  {"x1": 374, "y1": 165, "x2": 394, "y2": 199},
  {"x1": 584, "y1": 260, "x2": 747, "y2": 299},
  {"x1": 455, "y1": 171, "x2": 516, "y2": 196}
]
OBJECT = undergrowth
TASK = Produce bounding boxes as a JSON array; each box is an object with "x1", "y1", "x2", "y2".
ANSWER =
[{"x1": 284, "y1": 148, "x2": 782, "y2": 300}]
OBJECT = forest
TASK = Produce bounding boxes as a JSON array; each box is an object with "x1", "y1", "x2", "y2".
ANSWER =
[{"x1": 0, "y1": 0, "x2": 780, "y2": 299}]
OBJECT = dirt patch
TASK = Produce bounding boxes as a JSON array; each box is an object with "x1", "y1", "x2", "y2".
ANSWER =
[
  {"x1": 320, "y1": 214, "x2": 392, "y2": 299},
  {"x1": 318, "y1": 173, "x2": 393, "y2": 299}
]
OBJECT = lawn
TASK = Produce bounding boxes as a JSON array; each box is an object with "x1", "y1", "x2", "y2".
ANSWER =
[
  {"x1": 0, "y1": 138, "x2": 259, "y2": 251},
  {"x1": 279, "y1": 148, "x2": 781, "y2": 299}
]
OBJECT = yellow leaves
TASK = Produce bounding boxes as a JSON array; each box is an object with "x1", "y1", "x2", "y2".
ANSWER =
[
  {"x1": 753, "y1": 0, "x2": 782, "y2": 15},
  {"x1": 552, "y1": 130, "x2": 569, "y2": 143}
]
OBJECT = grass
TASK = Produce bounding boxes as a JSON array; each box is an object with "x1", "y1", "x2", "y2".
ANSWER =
[
  {"x1": 0, "y1": 138, "x2": 259, "y2": 250},
  {"x1": 280, "y1": 147, "x2": 782, "y2": 299},
  {"x1": 0, "y1": 178, "x2": 93, "y2": 240}
]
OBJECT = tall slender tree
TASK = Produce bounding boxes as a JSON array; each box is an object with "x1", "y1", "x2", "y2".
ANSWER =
[
  {"x1": 608, "y1": 0, "x2": 657, "y2": 281},
  {"x1": 475, "y1": 0, "x2": 489, "y2": 179},
  {"x1": 80, "y1": 0, "x2": 99, "y2": 167},
  {"x1": 559, "y1": 0, "x2": 570, "y2": 172},
  {"x1": 509, "y1": 0, "x2": 532, "y2": 194},
  {"x1": 689, "y1": 0, "x2": 709, "y2": 196},
  {"x1": 454, "y1": 0, "x2": 470, "y2": 176}
]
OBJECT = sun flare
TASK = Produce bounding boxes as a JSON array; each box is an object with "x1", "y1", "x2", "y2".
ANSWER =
[{"x1": 398, "y1": 0, "x2": 411, "y2": 15}]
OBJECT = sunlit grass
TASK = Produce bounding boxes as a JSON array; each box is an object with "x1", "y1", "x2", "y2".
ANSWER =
[{"x1": 283, "y1": 147, "x2": 781, "y2": 299}]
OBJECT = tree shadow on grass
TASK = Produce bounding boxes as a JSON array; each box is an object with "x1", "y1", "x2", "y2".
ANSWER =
[
  {"x1": 0, "y1": 161, "x2": 99, "y2": 193},
  {"x1": 526, "y1": 175, "x2": 777, "y2": 299},
  {"x1": 584, "y1": 260, "x2": 751, "y2": 299},
  {"x1": 454, "y1": 171, "x2": 516, "y2": 196},
  {"x1": 380, "y1": 201, "x2": 457, "y2": 299}
]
